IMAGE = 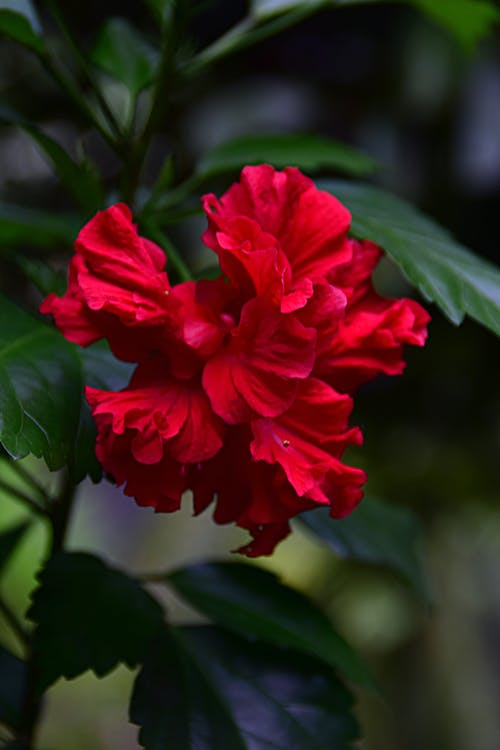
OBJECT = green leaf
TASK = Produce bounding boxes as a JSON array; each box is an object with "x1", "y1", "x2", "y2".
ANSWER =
[
  {"x1": 80, "y1": 340, "x2": 134, "y2": 391},
  {"x1": 197, "y1": 133, "x2": 377, "y2": 180},
  {"x1": 0, "y1": 520, "x2": 30, "y2": 577},
  {"x1": 0, "y1": 295, "x2": 82, "y2": 470},
  {"x1": 68, "y1": 342, "x2": 134, "y2": 483},
  {"x1": 0, "y1": 203, "x2": 79, "y2": 248},
  {"x1": 131, "y1": 625, "x2": 360, "y2": 750},
  {"x1": 0, "y1": 104, "x2": 103, "y2": 215},
  {"x1": 168, "y1": 562, "x2": 374, "y2": 688},
  {"x1": 0, "y1": 644, "x2": 26, "y2": 729},
  {"x1": 410, "y1": 0, "x2": 499, "y2": 50},
  {"x1": 319, "y1": 179, "x2": 500, "y2": 337},
  {"x1": 28, "y1": 551, "x2": 165, "y2": 691},
  {"x1": 299, "y1": 498, "x2": 430, "y2": 601},
  {"x1": 91, "y1": 17, "x2": 159, "y2": 97},
  {"x1": 0, "y1": 6, "x2": 44, "y2": 54}
]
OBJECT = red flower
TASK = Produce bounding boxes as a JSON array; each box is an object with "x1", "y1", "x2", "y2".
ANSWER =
[{"x1": 41, "y1": 165, "x2": 430, "y2": 556}]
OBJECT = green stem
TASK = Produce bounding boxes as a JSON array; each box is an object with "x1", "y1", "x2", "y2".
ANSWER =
[
  {"x1": 0, "y1": 596, "x2": 29, "y2": 648},
  {"x1": 0, "y1": 479, "x2": 48, "y2": 520},
  {"x1": 141, "y1": 220, "x2": 193, "y2": 282},
  {"x1": 14, "y1": 472, "x2": 76, "y2": 749},
  {"x1": 42, "y1": 0, "x2": 125, "y2": 141},
  {"x1": 38, "y1": 50, "x2": 125, "y2": 158},
  {"x1": 119, "y1": 4, "x2": 184, "y2": 206}
]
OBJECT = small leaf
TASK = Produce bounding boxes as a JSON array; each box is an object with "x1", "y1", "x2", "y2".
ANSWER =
[
  {"x1": 0, "y1": 203, "x2": 79, "y2": 248},
  {"x1": 0, "y1": 520, "x2": 31, "y2": 577},
  {"x1": 0, "y1": 644, "x2": 26, "y2": 729},
  {"x1": 91, "y1": 17, "x2": 159, "y2": 97},
  {"x1": 28, "y1": 551, "x2": 165, "y2": 691},
  {"x1": 299, "y1": 498, "x2": 430, "y2": 601},
  {"x1": 0, "y1": 295, "x2": 82, "y2": 470},
  {"x1": 168, "y1": 562, "x2": 374, "y2": 688},
  {"x1": 197, "y1": 133, "x2": 377, "y2": 180},
  {"x1": 410, "y1": 0, "x2": 499, "y2": 50},
  {"x1": 131, "y1": 626, "x2": 360, "y2": 750},
  {"x1": 319, "y1": 179, "x2": 500, "y2": 337},
  {"x1": 0, "y1": 6, "x2": 44, "y2": 54}
]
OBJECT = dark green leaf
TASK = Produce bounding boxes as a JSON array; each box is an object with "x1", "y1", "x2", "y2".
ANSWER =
[
  {"x1": 0, "y1": 295, "x2": 82, "y2": 470},
  {"x1": 80, "y1": 340, "x2": 134, "y2": 391},
  {"x1": 0, "y1": 520, "x2": 30, "y2": 577},
  {"x1": 0, "y1": 203, "x2": 79, "y2": 248},
  {"x1": 197, "y1": 133, "x2": 376, "y2": 180},
  {"x1": 28, "y1": 551, "x2": 165, "y2": 691},
  {"x1": 131, "y1": 625, "x2": 360, "y2": 750},
  {"x1": 68, "y1": 342, "x2": 134, "y2": 483},
  {"x1": 299, "y1": 498, "x2": 430, "y2": 601},
  {"x1": 0, "y1": 7, "x2": 44, "y2": 53},
  {"x1": 0, "y1": 644, "x2": 26, "y2": 729},
  {"x1": 91, "y1": 17, "x2": 159, "y2": 96},
  {"x1": 168, "y1": 562, "x2": 374, "y2": 688},
  {"x1": 319, "y1": 179, "x2": 500, "y2": 337},
  {"x1": 0, "y1": 104, "x2": 103, "y2": 215},
  {"x1": 409, "y1": 0, "x2": 499, "y2": 50}
]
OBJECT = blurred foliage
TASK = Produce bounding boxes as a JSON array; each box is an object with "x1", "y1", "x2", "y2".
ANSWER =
[{"x1": 0, "y1": 1, "x2": 499, "y2": 748}]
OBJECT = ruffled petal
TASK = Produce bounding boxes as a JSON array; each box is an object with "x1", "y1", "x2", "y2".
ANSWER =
[{"x1": 202, "y1": 297, "x2": 316, "y2": 423}]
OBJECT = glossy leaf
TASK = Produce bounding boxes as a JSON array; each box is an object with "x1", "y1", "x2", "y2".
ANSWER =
[
  {"x1": 299, "y1": 498, "x2": 430, "y2": 601},
  {"x1": 197, "y1": 133, "x2": 376, "y2": 180},
  {"x1": 0, "y1": 295, "x2": 82, "y2": 470},
  {"x1": 168, "y1": 562, "x2": 374, "y2": 688},
  {"x1": 91, "y1": 17, "x2": 159, "y2": 96},
  {"x1": 0, "y1": 520, "x2": 31, "y2": 577},
  {"x1": 0, "y1": 203, "x2": 79, "y2": 248},
  {"x1": 319, "y1": 179, "x2": 500, "y2": 337},
  {"x1": 131, "y1": 625, "x2": 360, "y2": 750},
  {"x1": 0, "y1": 6, "x2": 44, "y2": 53},
  {"x1": 0, "y1": 644, "x2": 26, "y2": 729},
  {"x1": 28, "y1": 551, "x2": 165, "y2": 691}
]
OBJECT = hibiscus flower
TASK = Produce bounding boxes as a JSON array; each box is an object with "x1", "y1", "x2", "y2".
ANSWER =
[{"x1": 41, "y1": 165, "x2": 429, "y2": 555}]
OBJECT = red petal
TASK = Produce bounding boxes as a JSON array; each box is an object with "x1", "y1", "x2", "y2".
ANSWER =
[{"x1": 202, "y1": 298, "x2": 316, "y2": 423}]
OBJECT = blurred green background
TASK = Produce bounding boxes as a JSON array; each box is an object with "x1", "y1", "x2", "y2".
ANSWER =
[{"x1": 1, "y1": 1, "x2": 499, "y2": 748}]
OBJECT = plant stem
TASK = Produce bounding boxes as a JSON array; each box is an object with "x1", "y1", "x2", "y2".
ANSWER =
[
  {"x1": 38, "y1": 51, "x2": 126, "y2": 158},
  {"x1": 42, "y1": 0, "x2": 125, "y2": 141},
  {"x1": 119, "y1": 4, "x2": 184, "y2": 207},
  {"x1": 14, "y1": 471, "x2": 76, "y2": 749}
]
